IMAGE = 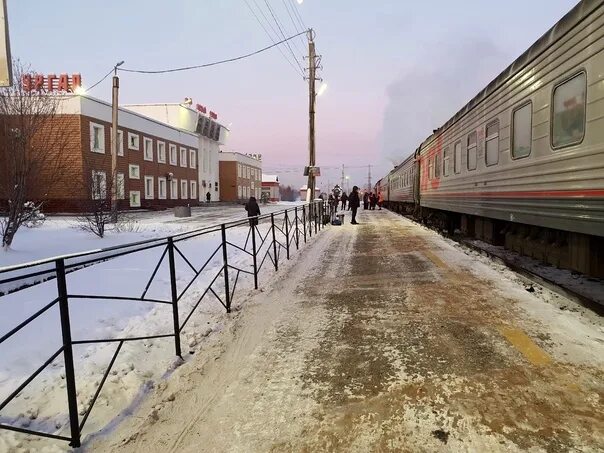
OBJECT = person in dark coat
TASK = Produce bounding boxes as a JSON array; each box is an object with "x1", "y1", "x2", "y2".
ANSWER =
[
  {"x1": 206, "y1": 191, "x2": 211, "y2": 203},
  {"x1": 348, "y1": 186, "x2": 360, "y2": 224},
  {"x1": 370, "y1": 192, "x2": 377, "y2": 210},
  {"x1": 363, "y1": 191, "x2": 370, "y2": 210},
  {"x1": 245, "y1": 196, "x2": 261, "y2": 226},
  {"x1": 341, "y1": 192, "x2": 348, "y2": 210}
]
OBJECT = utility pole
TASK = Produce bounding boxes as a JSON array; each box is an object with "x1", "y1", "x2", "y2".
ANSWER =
[
  {"x1": 340, "y1": 164, "x2": 345, "y2": 190},
  {"x1": 367, "y1": 164, "x2": 372, "y2": 192},
  {"x1": 305, "y1": 29, "x2": 318, "y2": 204},
  {"x1": 111, "y1": 60, "x2": 124, "y2": 222}
]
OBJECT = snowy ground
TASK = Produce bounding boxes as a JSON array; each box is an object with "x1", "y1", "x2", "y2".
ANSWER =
[{"x1": 0, "y1": 203, "x2": 305, "y2": 453}]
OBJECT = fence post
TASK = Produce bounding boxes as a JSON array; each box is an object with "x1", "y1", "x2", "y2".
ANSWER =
[
  {"x1": 294, "y1": 206, "x2": 300, "y2": 250},
  {"x1": 284, "y1": 210, "x2": 290, "y2": 260},
  {"x1": 167, "y1": 238, "x2": 182, "y2": 357},
  {"x1": 251, "y1": 223, "x2": 258, "y2": 289},
  {"x1": 308, "y1": 204, "x2": 312, "y2": 238},
  {"x1": 271, "y1": 213, "x2": 278, "y2": 271},
  {"x1": 55, "y1": 258, "x2": 81, "y2": 448},
  {"x1": 314, "y1": 203, "x2": 318, "y2": 235},
  {"x1": 302, "y1": 205, "x2": 307, "y2": 243},
  {"x1": 221, "y1": 224, "x2": 231, "y2": 313}
]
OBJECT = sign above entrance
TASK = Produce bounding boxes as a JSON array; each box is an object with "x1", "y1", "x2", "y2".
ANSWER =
[{"x1": 21, "y1": 73, "x2": 82, "y2": 93}]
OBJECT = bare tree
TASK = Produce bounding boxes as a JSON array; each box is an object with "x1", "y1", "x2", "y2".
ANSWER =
[{"x1": 0, "y1": 61, "x2": 69, "y2": 249}]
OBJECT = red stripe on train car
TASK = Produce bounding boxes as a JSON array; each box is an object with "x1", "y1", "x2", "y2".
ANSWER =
[{"x1": 422, "y1": 189, "x2": 604, "y2": 198}]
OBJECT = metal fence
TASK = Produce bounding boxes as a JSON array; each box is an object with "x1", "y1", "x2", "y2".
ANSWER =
[{"x1": 0, "y1": 201, "x2": 328, "y2": 447}]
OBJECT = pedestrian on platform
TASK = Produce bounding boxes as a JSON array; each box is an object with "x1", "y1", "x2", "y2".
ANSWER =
[
  {"x1": 370, "y1": 193, "x2": 377, "y2": 210},
  {"x1": 378, "y1": 192, "x2": 384, "y2": 210},
  {"x1": 363, "y1": 191, "x2": 369, "y2": 210},
  {"x1": 349, "y1": 186, "x2": 360, "y2": 224},
  {"x1": 341, "y1": 192, "x2": 348, "y2": 210},
  {"x1": 245, "y1": 196, "x2": 261, "y2": 227},
  {"x1": 206, "y1": 191, "x2": 211, "y2": 203}
]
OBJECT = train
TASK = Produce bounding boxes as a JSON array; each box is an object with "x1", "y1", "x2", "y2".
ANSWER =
[{"x1": 376, "y1": 0, "x2": 604, "y2": 278}]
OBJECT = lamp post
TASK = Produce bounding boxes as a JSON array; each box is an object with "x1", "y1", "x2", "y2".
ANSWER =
[{"x1": 111, "y1": 60, "x2": 125, "y2": 222}]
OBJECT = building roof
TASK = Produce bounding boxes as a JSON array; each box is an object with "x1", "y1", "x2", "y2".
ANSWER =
[{"x1": 262, "y1": 174, "x2": 279, "y2": 183}]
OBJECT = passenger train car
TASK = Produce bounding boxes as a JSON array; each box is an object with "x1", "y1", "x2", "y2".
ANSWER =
[{"x1": 378, "y1": 0, "x2": 604, "y2": 278}]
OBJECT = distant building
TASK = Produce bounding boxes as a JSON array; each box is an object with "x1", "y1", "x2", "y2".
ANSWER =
[
  {"x1": 0, "y1": 94, "x2": 200, "y2": 212},
  {"x1": 219, "y1": 152, "x2": 262, "y2": 202},
  {"x1": 125, "y1": 100, "x2": 228, "y2": 201},
  {"x1": 261, "y1": 174, "x2": 280, "y2": 202},
  {"x1": 299, "y1": 185, "x2": 321, "y2": 201}
]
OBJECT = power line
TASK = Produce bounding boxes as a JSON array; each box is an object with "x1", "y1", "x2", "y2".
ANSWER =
[
  {"x1": 119, "y1": 30, "x2": 306, "y2": 75},
  {"x1": 243, "y1": 0, "x2": 304, "y2": 77},
  {"x1": 282, "y1": 0, "x2": 308, "y2": 51},
  {"x1": 289, "y1": 0, "x2": 308, "y2": 32},
  {"x1": 279, "y1": 0, "x2": 306, "y2": 57},
  {"x1": 85, "y1": 67, "x2": 114, "y2": 92},
  {"x1": 262, "y1": 0, "x2": 305, "y2": 75}
]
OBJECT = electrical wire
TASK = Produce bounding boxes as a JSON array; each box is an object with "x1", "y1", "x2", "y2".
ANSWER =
[
  {"x1": 289, "y1": 0, "x2": 308, "y2": 32},
  {"x1": 243, "y1": 0, "x2": 304, "y2": 77},
  {"x1": 262, "y1": 0, "x2": 305, "y2": 75},
  {"x1": 85, "y1": 68, "x2": 115, "y2": 92},
  {"x1": 281, "y1": 0, "x2": 308, "y2": 52},
  {"x1": 118, "y1": 30, "x2": 306, "y2": 75}
]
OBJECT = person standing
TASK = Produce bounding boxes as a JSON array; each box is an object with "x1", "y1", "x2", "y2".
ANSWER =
[
  {"x1": 363, "y1": 191, "x2": 369, "y2": 210},
  {"x1": 341, "y1": 192, "x2": 348, "y2": 210},
  {"x1": 378, "y1": 192, "x2": 384, "y2": 210},
  {"x1": 349, "y1": 186, "x2": 360, "y2": 225},
  {"x1": 206, "y1": 191, "x2": 211, "y2": 203},
  {"x1": 370, "y1": 192, "x2": 377, "y2": 210},
  {"x1": 244, "y1": 196, "x2": 261, "y2": 226}
]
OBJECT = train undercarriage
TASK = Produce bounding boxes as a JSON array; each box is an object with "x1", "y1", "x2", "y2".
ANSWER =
[{"x1": 384, "y1": 201, "x2": 604, "y2": 279}]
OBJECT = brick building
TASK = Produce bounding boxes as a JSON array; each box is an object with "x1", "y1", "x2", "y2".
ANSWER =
[
  {"x1": 1, "y1": 95, "x2": 200, "y2": 212},
  {"x1": 218, "y1": 152, "x2": 262, "y2": 202}
]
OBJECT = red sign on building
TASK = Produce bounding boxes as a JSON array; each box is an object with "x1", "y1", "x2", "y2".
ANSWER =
[{"x1": 21, "y1": 73, "x2": 82, "y2": 93}]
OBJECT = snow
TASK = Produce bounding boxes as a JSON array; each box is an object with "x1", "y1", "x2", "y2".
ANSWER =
[{"x1": 0, "y1": 203, "x2": 306, "y2": 452}]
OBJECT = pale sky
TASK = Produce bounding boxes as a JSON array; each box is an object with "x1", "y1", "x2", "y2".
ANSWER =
[{"x1": 9, "y1": 0, "x2": 579, "y2": 191}]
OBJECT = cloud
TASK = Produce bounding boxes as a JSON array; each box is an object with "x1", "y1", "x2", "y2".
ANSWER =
[{"x1": 381, "y1": 35, "x2": 511, "y2": 165}]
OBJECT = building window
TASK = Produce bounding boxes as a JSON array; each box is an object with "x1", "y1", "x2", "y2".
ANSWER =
[
  {"x1": 116, "y1": 172, "x2": 125, "y2": 199},
  {"x1": 238, "y1": 185, "x2": 242, "y2": 198},
  {"x1": 190, "y1": 180, "x2": 197, "y2": 199},
  {"x1": 129, "y1": 191, "x2": 141, "y2": 208},
  {"x1": 171, "y1": 178, "x2": 178, "y2": 199},
  {"x1": 90, "y1": 122, "x2": 105, "y2": 153},
  {"x1": 128, "y1": 132, "x2": 140, "y2": 150},
  {"x1": 467, "y1": 131, "x2": 477, "y2": 171},
  {"x1": 158, "y1": 177, "x2": 167, "y2": 199},
  {"x1": 485, "y1": 120, "x2": 500, "y2": 166},
  {"x1": 238, "y1": 164, "x2": 242, "y2": 178},
  {"x1": 443, "y1": 147, "x2": 450, "y2": 176},
  {"x1": 129, "y1": 164, "x2": 140, "y2": 179},
  {"x1": 180, "y1": 179, "x2": 188, "y2": 199},
  {"x1": 179, "y1": 147, "x2": 187, "y2": 167},
  {"x1": 169, "y1": 144, "x2": 177, "y2": 165},
  {"x1": 246, "y1": 166, "x2": 250, "y2": 179},
  {"x1": 144, "y1": 176, "x2": 154, "y2": 199},
  {"x1": 110, "y1": 128, "x2": 124, "y2": 156},
  {"x1": 189, "y1": 149, "x2": 197, "y2": 169},
  {"x1": 157, "y1": 141, "x2": 166, "y2": 163},
  {"x1": 91, "y1": 170, "x2": 106, "y2": 199},
  {"x1": 512, "y1": 102, "x2": 532, "y2": 159},
  {"x1": 454, "y1": 142, "x2": 462, "y2": 174},
  {"x1": 552, "y1": 72, "x2": 586, "y2": 149},
  {"x1": 144, "y1": 138, "x2": 153, "y2": 161},
  {"x1": 428, "y1": 157, "x2": 434, "y2": 180},
  {"x1": 435, "y1": 153, "x2": 441, "y2": 178}
]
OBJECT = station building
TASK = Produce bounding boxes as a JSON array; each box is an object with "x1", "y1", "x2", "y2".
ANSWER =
[
  {"x1": 261, "y1": 175, "x2": 280, "y2": 202},
  {"x1": 0, "y1": 94, "x2": 200, "y2": 212},
  {"x1": 218, "y1": 152, "x2": 262, "y2": 202},
  {"x1": 125, "y1": 100, "x2": 227, "y2": 202}
]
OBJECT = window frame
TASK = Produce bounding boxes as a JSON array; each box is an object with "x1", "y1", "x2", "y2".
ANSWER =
[
  {"x1": 158, "y1": 176, "x2": 167, "y2": 200},
  {"x1": 179, "y1": 147, "x2": 187, "y2": 168},
  {"x1": 143, "y1": 137, "x2": 154, "y2": 162},
  {"x1": 190, "y1": 180, "x2": 197, "y2": 199},
  {"x1": 189, "y1": 149, "x2": 197, "y2": 169},
  {"x1": 467, "y1": 131, "x2": 477, "y2": 171},
  {"x1": 170, "y1": 178, "x2": 179, "y2": 200},
  {"x1": 169, "y1": 144, "x2": 178, "y2": 165},
  {"x1": 144, "y1": 175, "x2": 155, "y2": 199},
  {"x1": 116, "y1": 172, "x2": 125, "y2": 199},
  {"x1": 129, "y1": 191, "x2": 141, "y2": 208},
  {"x1": 90, "y1": 122, "x2": 105, "y2": 154},
  {"x1": 91, "y1": 170, "x2": 107, "y2": 199},
  {"x1": 485, "y1": 119, "x2": 500, "y2": 167},
  {"x1": 453, "y1": 141, "x2": 462, "y2": 174},
  {"x1": 128, "y1": 132, "x2": 140, "y2": 150},
  {"x1": 510, "y1": 100, "x2": 533, "y2": 160},
  {"x1": 180, "y1": 179, "x2": 188, "y2": 199},
  {"x1": 157, "y1": 141, "x2": 166, "y2": 163},
  {"x1": 128, "y1": 164, "x2": 140, "y2": 180},
  {"x1": 550, "y1": 70, "x2": 587, "y2": 151},
  {"x1": 443, "y1": 147, "x2": 450, "y2": 177}
]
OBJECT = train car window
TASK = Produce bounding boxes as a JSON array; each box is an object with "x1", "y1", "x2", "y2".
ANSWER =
[
  {"x1": 454, "y1": 142, "x2": 462, "y2": 174},
  {"x1": 512, "y1": 102, "x2": 532, "y2": 158},
  {"x1": 467, "y1": 132, "x2": 477, "y2": 170},
  {"x1": 435, "y1": 153, "x2": 441, "y2": 178},
  {"x1": 552, "y1": 72, "x2": 586, "y2": 149},
  {"x1": 428, "y1": 157, "x2": 434, "y2": 180},
  {"x1": 443, "y1": 147, "x2": 450, "y2": 176},
  {"x1": 485, "y1": 120, "x2": 499, "y2": 166}
]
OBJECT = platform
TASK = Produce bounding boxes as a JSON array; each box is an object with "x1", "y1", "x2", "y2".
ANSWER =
[{"x1": 91, "y1": 209, "x2": 604, "y2": 452}]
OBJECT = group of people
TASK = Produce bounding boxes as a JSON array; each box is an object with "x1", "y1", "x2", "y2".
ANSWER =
[
  {"x1": 363, "y1": 191, "x2": 383, "y2": 210},
  {"x1": 327, "y1": 188, "x2": 383, "y2": 225}
]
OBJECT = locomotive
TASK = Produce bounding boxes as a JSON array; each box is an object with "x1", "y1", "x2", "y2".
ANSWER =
[{"x1": 377, "y1": 0, "x2": 604, "y2": 278}]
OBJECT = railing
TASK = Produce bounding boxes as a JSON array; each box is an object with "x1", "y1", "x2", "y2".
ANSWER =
[{"x1": 0, "y1": 201, "x2": 328, "y2": 447}]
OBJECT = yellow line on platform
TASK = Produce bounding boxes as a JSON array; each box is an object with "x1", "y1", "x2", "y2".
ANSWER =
[
  {"x1": 423, "y1": 250, "x2": 449, "y2": 271},
  {"x1": 498, "y1": 326, "x2": 552, "y2": 366}
]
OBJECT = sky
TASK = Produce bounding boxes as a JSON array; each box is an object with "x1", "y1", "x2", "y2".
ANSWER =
[{"x1": 8, "y1": 0, "x2": 579, "y2": 192}]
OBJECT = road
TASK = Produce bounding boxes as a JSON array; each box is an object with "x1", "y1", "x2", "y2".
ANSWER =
[{"x1": 89, "y1": 209, "x2": 604, "y2": 452}]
